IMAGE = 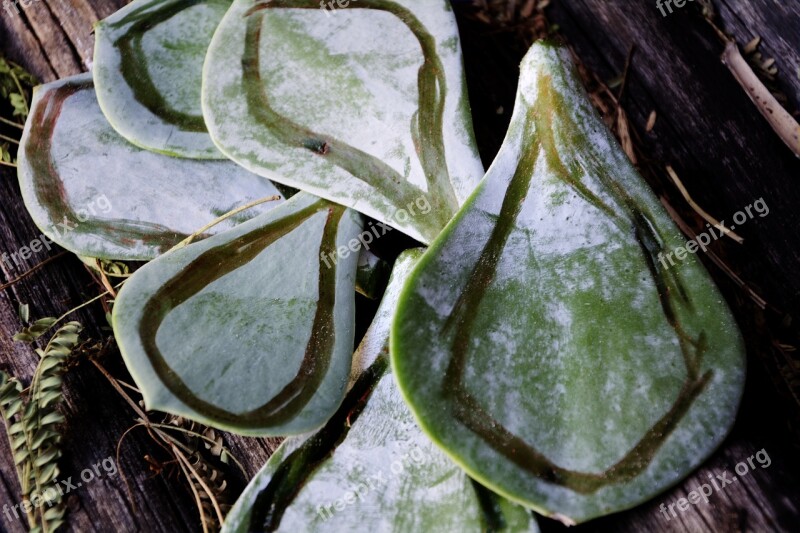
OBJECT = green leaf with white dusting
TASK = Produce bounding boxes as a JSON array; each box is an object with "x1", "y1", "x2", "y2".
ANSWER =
[
  {"x1": 94, "y1": 0, "x2": 231, "y2": 159},
  {"x1": 391, "y1": 42, "x2": 746, "y2": 524},
  {"x1": 202, "y1": 0, "x2": 484, "y2": 243},
  {"x1": 17, "y1": 74, "x2": 284, "y2": 261},
  {"x1": 113, "y1": 193, "x2": 364, "y2": 436},
  {"x1": 223, "y1": 250, "x2": 539, "y2": 532}
]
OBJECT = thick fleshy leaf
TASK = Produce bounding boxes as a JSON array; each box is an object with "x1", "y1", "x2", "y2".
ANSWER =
[
  {"x1": 94, "y1": 0, "x2": 230, "y2": 159},
  {"x1": 391, "y1": 42, "x2": 746, "y2": 524},
  {"x1": 202, "y1": 0, "x2": 484, "y2": 244},
  {"x1": 17, "y1": 74, "x2": 284, "y2": 261},
  {"x1": 223, "y1": 250, "x2": 539, "y2": 532},
  {"x1": 113, "y1": 193, "x2": 363, "y2": 435}
]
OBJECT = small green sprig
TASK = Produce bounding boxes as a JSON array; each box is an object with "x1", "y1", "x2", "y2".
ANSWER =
[
  {"x1": 0, "y1": 321, "x2": 82, "y2": 533},
  {"x1": 0, "y1": 55, "x2": 36, "y2": 167}
]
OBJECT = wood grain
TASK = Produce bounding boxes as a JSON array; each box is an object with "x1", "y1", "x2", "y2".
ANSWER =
[
  {"x1": 44, "y1": 0, "x2": 100, "y2": 69},
  {"x1": 17, "y1": 0, "x2": 82, "y2": 77},
  {"x1": 537, "y1": 0, "x2": 800, "y2": 531},
  {"x1": 0, "y1": 1, "x2": 798, "y2": 532},
  {"x1": 715, "y1": 0, "x2": 800, "y2": 113},
  {"x1": 0, "y1": 2, "x2": 279, "y2": 533}
]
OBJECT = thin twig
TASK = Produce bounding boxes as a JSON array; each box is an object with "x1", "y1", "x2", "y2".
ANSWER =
[
  {"x1": 174, "y1": 449, "x2": 211, "y2": 533},
  {"x1": 95, "y1": 358, "x2": 233, "y2": 527},
  {"x1": 149, "y1": 423, "x2": 246, "y2": 476},
  {"x1": 0, "y1": 132, "x2": 19, "y2": 144},
  {"x1": 95, "y1": 259, "x2": 117, "y2": 297},
  {"x1": 115, "y1": 423, "x2": 145, "y2": 514},
  {"x1": 0, "y1": 160, "x2": 17, "y2": 168},
  {"x1": 699, "y1": 14, "x2": 800, "y2": 157},
  {"x1": 91, "y1": 360, "x2": 148, "y2": 419},
  {"x1": 0, "y1": 116, "x2": 24, "y2": 129},
  {"x1": 173, "y1": 446, "x2": 225, "y2": 526},
  {"x1": 171, "y1": 195, "x2": 281, "y2": 250},
  {"x1": 53, "y1": 290, "x2": 111, "y2": 325},
  {"x1": 703, "y1": 16, "x2": 728, "y2": 42},
  {"x1": 116, "y1": 380, "x2": 141, "y2": 394},
  {"x1": 49, "y1": 280, "x2": 125, "y2": 332},
  {"x1": 616, "y1": 45, "x2": 636, "y2": 104},
  {"x1": 0, "y1": 251, "x2": 68, "y2": 292},
  {"x1": 665, "y1": 165, "x2": 744, "y2": 243},
  {"x1": 98, "y1": 360, "x2": 171, "y2": 512},
  {"x1": 721, "y1": 41, "x2": 800, "y2": 158},
  {"x1": 661, "y1": 198, "x2": 771, "y2": 310}
]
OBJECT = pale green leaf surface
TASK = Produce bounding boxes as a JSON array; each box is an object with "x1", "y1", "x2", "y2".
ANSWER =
[
  {"x1": 94, "y1": 0, "x2": 231, "y2": 159},
  {"x1": 391, "y1": 42, "x2": 746, "y2": 524},
  {"x1": 223, "y1": 250, "x2": 538, "y2": 532},
  {"x1": 202, "y1": 0, "x2": 484, "y2": 243},
  {"x1": 113, "y1": 193, "x2": 364, "y2": 435},
  {"x1": 17, "y1": 73, "x2": 284, "y2": 261}
]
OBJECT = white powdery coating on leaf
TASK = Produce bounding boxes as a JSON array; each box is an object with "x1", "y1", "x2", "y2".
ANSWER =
[
  {"x1": 261, "y1": 10, "x2": 422, "y2": 187},
  {"x1": 156, "y1": 212, "x2": 326, "y2": 413},
  {"x1": 140, "y1": 2, "x2": 224, "y2": 116},
  {"x1": 392, "y1": 42, "x2": 745, "y2": 522},
  {"x1": 94, "y1": 0, "x2": 226, "y2": 157},
  {"x1": 279, "y1": 372, "x2": 486, "y2": 532},
  {"x1": 202, "y1": 0, "x2": 484, "y2": 243},
  {"x1": 20, "y1": 74, "x2": 282, "y2": 261}
]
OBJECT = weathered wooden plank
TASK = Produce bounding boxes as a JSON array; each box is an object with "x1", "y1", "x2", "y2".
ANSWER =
[
  {"x1": 0, "y1": 0, "x2": 125, "y2": 83},
  {"x1": 547, "y1": 0, "x2": 800, "y2": 321},
  {"x1": 0, "y1": 3, "x2": 280, "y2": 532},
  {"x1": 82, "y1": 0, "x2": 126, "y2": 20},
  {"x1": 45, "y1": 0, "x2": 100, "y2": 69},
  {"x1": 716, "y1": 0, "x2": 800, "y2": 113},
  {"x1": 0, "y1": 7, "x2": 57, "y2": 81},
  {"x1": 17, "y1": 0, "x2": 82, "y2": 77},
  {"x1": 532, "y1": 0, "x2": 800, "y2": 531},
  {"x1": 0, "y1": 166, "x2": 202, "y2": 533},
  {"x1": 456, "y1": 2, "x2": 800, "y2": 532}
]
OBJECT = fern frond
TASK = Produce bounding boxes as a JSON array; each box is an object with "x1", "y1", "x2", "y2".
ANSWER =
[
  {"x1": 0, "y1": 322, "x2": 82, "y2": 533},
  {"x1": 26, "y1": 322, "x2": 82, "y2": 533},
  {"x1": 161, "y1": 415, "x2": 234, "y2": 529},
  {"x1": 14, "y1": 317, "x2": 58, "y2": 343},
  {"x1": 0, "y1": 371, "x2": 29, "y2": 479},
  {"x1": 188, "y1": 451, "x2": 231, "y2": 531}
]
